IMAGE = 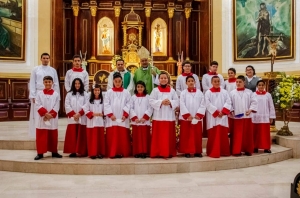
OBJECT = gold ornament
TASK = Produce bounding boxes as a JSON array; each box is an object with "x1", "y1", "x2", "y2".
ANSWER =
[
  {"x1": 168, "y1": 7, "x2": 175, "y2": 18},
  {"x1": 114, "y1": 6, "x2": 121, "y2": 17},
  {"x1": 71, "y1": 5, "x2": 79, "y2": 17},
  {"x1": 145, "y1": 8, "x2": 151, "y2": 17},
  {"x1": 184, "y1": 8, "x2": 192, "y2": 19},
  {"x1": 90, "y1": 6, "x2": 97, "y2": 17},
  {"x1": 297, "y1": 181, "x2": 300, "y2": 196}
]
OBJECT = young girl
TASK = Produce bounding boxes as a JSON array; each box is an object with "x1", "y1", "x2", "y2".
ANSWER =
[
  {"x1": 252, "y1": 80, "x2": 276, "y2": 153},
  {"x1": 83, "y1": 84, "x2": 105, "y2": 159},
  {"x1": 224, "y1": 68, "x2": 237, "y2": 93},
  {"x1": 64, "y1": 78, "x2": 89, "y2": 157},
  {"x1": 104, "y1": 72, "x2": 132, "y2": 158},
  {"x1": 179, "y1": 76, "x2": 206, "y2": 158},
  {"x1": 130, "y1": 81, "x2": 153, "y2": 158},
  {"x1": 149, "y1": 71, "x2": 179, "y2": 158}
]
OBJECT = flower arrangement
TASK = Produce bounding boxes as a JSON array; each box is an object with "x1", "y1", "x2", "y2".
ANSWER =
[{"x1": 272, "y1": 72, "x2": 300, "y2": 109}]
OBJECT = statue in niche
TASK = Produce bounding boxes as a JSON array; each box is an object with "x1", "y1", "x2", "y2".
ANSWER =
[
  {"x1": 101, "y1": 24, "x2": 110, "y2": 54},
  {"x1": 154, "y1": 24, "x2": 162, "y2": 52}
]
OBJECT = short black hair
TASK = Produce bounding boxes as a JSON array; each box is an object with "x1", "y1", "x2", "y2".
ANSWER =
[
  {"x1": 41, "y1": 53, "x2": 50, "y2": 58},
  {"x1": 113, "y1": 72, "x2": 122, "y2": 80},
  {"x1": 116, "y1": 59, "x2": 125, "y2": 64},
  {"x1": 211, "y1": 75, "x2": 220, "y2": 82},
  {"x1": 210, "y1": 61, "x2": 218, "y2": 66},
  {"x1": 134, "y1": 81, "x2": 148, "y2": 95},
  {"x1": 182, "y1": 61, "x2": 191, "y2": 67},
  {"x1": 246, "y1": 65, "x2": 256, "y2": 75},
  {"x1": 256, "y1": 80, "x2": 265, "y2": 86},
  {"x1": 237, "y1": 75, "x2": 245, "y2": 81},
  {"x1": 228, "y1": 68, "x2": 236, "y2": 74},
  {"x1": 186, "y1": 75, "x2": 195, "y2": 82},
  {"x1": 43, "y1": 76, "x2": 53, "y2": 81},
  {"x1": 73, "y1": 55, "x2": 82, "y2": 60}
]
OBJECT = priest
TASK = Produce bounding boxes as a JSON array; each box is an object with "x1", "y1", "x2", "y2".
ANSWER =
[{"x1": 134, "y1": 46, "x2": 161, "y2": 93}]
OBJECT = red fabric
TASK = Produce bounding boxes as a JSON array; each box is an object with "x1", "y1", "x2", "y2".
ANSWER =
[
  {"x1": 136, "y1": 93, "x2": 146, "y2": 97},
  {"x1": 43, "y1": 89, "x2": 54, "y2": 95},
  {"x1": 123, "y1": 111, "x2": 129, "y2": 118},
  {"x1": 132, "y1": 125, "x2": 151, "y2": 155},
  {"x1": 228, "y1": 117, "x2": 234, "y2": 134},
  {"x1": 203, "y1": 115, "x2": 207, "y2": 138},
  {"x1": 237, "y1": 88, "x2": 245, "y2": 91},
  {"x1": 107, "y1": 113, "x2": 113, "y2": 118},
  {"x1": 49, "y1": 109, "x2": 57, "y2": 118},
  {"x1": 228, "y1": 78, "x2": 236, "y2": 83},
  {"x1": 182, "y1": 72, "x2": 193, "y2": 76},
  {"x1": 143, "y1": 114, "x2": 150, "y2": 120},
  {"x1": 212, "y1": 110, "x2": 220, "y2": 118},
  {"x1": 79, "y1": 109, "x2": 85, "y2": 116},
  {"x1": 182, "y1": 113, "x2": 191, "y2": 120},
  {"x1": 131, "y1": 116, "x2": 138, "y2": 121},
  {"x1": 67, "y1": 110, "x2": 76, "y2": 118},
  {"x1": 231, "y1": 118, "x2": 254, "y2": 155},
  {"x1": 106, "y1": 126, "x2": 131, "y2": 157},
  {"x1": 112, "y1": 87, "x2": 124, "y2": 92},
  {"x1": 187, "y1": 88, "x2": 196, "y2": 92},
  {"x1": 210, "y1": 87, "x2": 220, "y2": 92},
  {"x1": 150, "y1": 120, "x2": 177, "y2": 158},
  {"x1": 254, "y1": 123, "x2": 271, "y2": 150},
  {"x1": 72, "y1": 67, "x2": 83, "y2": 72},
  {"x1": 63, "y1": 124, "x2": 87, "y2": 156},
  {"x1": 37, "y1": 107, "x2": 48, "y2": 116},
  {"x1": 196, "y1": 113, "x2": 204, "y2": 119},
  {"x1": 256, "y1": 91, "x2": 266, "y2": 95},
  {"x1": 86, "y1": 112, "x2": 94, "y2": 119},
  {"x1": 179, "y1": 120, "x2": 203, "y2": 154},
  {"x1": 86, "y1": 127, "x2": 106, "y2": 157},
  {"x1": 208, "y1": 72, "x2": 217, "y2": 75},
  {"x1": 157, "y1": 86, "x2": 171, "y2": 92},
  {"x1": 221, "y1": 108, "x2": 230, "y2": 115},
  {"x1": 206, "y1": 125, "x2": 230, "y2": 158},
  {"x1": 76, "y1": 125, "x2": 88, "y2": 156},
  {"x1": 36, "y1": 129, "x2": 58, "y2": 154}
]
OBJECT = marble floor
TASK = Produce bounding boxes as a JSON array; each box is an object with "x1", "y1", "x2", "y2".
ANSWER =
[{"x1": 0, "y1": 158, "x2": 299, "y2": 198}]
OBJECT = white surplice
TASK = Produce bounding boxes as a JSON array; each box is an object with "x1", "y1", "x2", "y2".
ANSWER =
[
  {"x1": 224, "y1": 80, "x2": 236, "y2": 93},
  {"x1": 202, "y1": 74, "x2": 225, "y2": 93},
  {"x1": 130, "y1": 95, "x2": 153, "y2": 126},
  {"x1": 107, "y1": 70, "x2": 135, "y2": 95},
  {"x1": 64, "y1": 69, "x2": 89, "y2": 92},
  {"x1": 65, "y1": 92, "x2": 89, "y2": 125},
  {"x1": 83, "y1": 100, "x2": 105, "y2": 128},
  {"x1": 252, "y1": 92, "x2": 276, "y2": 123},
  {"x1": 175, "y1": 74, "x2": 201, "y2": 96}
]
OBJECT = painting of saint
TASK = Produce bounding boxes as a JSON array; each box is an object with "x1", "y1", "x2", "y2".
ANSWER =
[
  {"x1": 101, "y1": 24, "x2": 110, "y2": 54},
  {"x1": 154, "y1": 24, "x2": 162, "y2": 52},
  {"x1": 97, "y1": 17, "x2": 114, "y2": 55}
]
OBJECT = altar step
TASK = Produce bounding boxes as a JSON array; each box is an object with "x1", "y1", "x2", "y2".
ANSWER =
[{"x1": 0, "y1": 144, "x2": 292, "y2": 175}]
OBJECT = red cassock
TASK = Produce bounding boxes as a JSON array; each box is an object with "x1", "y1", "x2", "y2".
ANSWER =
[
  {"x1": 36, "y1": 129, "x2": 58, "y2": 154},
  {"x1": 106, "y1": 126, "x2": 131, "y2": 157},
  {"x1": 86, "y1": 127, "x2": 105, "y2": 157},
  {"x1": 132, "y1": 125, "x2": 151, "y2": 155},
  {"x1": 231, "y1": 118, "x2": 254, "y2": 155},
  {"x1": 179, "y1": 120, "x2": 203, "y2": 154},
  {"x1": 63, "y1": 124, "x2": 87, "y2": 156},
  {"x1": 253, "y1": 123, "x2": 271, "y2": 150},
  {"x1": 150, "y1": 120, "x2": 177, "y2": 158},
  {"x1": 206, "y1": 125, "x2": 230, "y2": 158}
]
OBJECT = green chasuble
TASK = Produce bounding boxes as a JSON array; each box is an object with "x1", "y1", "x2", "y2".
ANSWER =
[{"x1": 133, "y1": 64, "x2": 161, "y2": 94}]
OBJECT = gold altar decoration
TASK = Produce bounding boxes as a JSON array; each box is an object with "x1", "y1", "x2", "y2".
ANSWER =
[
  {"x1": 145, "y1": 8, "x2": 151, "y2": 18},
  {"x1": 168, "y1": 7, "x2": 175, "y2": 18},
  {"x1": 184, "y1": 8, "x2": 192, "y2": 19},
  {"x1": 297, "y1": 181, "x2": 300, "y2": 196},
  {"x1": 151, "y1": 18, "x2": 167, "y2": 56},
  {"x1": 89, "y1": 6, "x2": 97, "y2": 17},
  {"x1": 93, "y1": 70, "x2": 110, "y2": 91},
  {"x1": 71, "y1": 5, "x2": 79, "y2": 16}
]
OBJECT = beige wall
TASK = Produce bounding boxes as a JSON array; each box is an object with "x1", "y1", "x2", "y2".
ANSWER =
[{"x1": 37, "y1": 0, "x2": 51, "y2": 63}]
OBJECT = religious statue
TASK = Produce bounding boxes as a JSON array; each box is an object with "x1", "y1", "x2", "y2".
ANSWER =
[
  {"x1": 154, "y1": 24, "x2": 162, "y2": 52},
  {"x1": 265, "y1": 34, "x2": 283, "y2": 66},
  {"x1": 80, "y1": 50, "x2": 87, "y2": 71},
  {"x1": 101, "y1": 24, "x2": 110, "y2": 54},
  {"x1": 177, "y1": 51, "x2": 183, "y2": 76}
]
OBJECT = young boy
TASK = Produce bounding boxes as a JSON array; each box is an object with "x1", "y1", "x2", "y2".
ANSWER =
[
  {"x1": 175, "y1": 61, "x2": 201, "y2": 96},
  {"x1": 202, "y1": 61, "x2": 225, "y2": 94},
  {"x1": 34, "y1": 76, "x2": 62, "y2": 160},
  {"x1": 65, "y1": 55, "x2": 89, "y2": 92},
  {"x1": 230, "y1": 75, "x2": 257, "y2": 156},
  {"x1": 205, "y1": 76, "x2": 231, "y2": 158}
]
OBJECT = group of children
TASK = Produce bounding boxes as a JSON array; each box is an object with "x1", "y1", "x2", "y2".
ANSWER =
[{"x1": 34, "y1": 58, "x2": 276, "y2": 160}]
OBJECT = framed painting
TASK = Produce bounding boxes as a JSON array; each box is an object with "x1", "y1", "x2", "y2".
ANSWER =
[
  {"x1": 233, "y1": 0, "x2": 295, "y2": 61},
  {"x1": 0, "y1": 0, "x2": 25, "y2": 61}
]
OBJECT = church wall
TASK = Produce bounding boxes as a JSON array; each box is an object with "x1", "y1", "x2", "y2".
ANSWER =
[{"x1": 212, "y1": 0, "x2": 300, "y2": 77}]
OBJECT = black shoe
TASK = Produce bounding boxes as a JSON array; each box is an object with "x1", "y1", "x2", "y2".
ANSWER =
[
  {"x1": 69, "y1": 153, "x2": 77, "y2": 158},
  {"x1": 116, "y1": 154, "x2": 123, "y2": 158},
  {"x1": 97, "y1": 155, "x2": 103, "y2": 159},
  {"x1": 90, "y1": 156, "x2": 97, "y2": 159},
  {"x1": 254, "y1": 148, "x2": 259, "y2": 153},
  {"x1": 168, "y1": 155, "x2": 173, "y2": 158},
  {"x1": 264, "y1": 149, "x2": 271, "y2": 153},
  {"x1": 134, "y1": 154, "x2": 140, "y2": 158},
  {"x1": 52, "y1": 153, "x2": 63, "y2": 158},
  {"x1": 244, "y1": 152, "x2": 252, "y2": 156},
  {"x1": 34, "y1": 154, "x2": 43, "y2": 160},
  {"x1": 233, "y1": 153, "x2": 242, "y2": 157},
  {"x1": 185, "y1": 154, "x2": 191, "y2": 158},
  {"x1": 194, "y1": 153, "x2": 203, "y2": 158},
  {"x1": 141, "y1": 154, "x2": 147, "y2": 159}
]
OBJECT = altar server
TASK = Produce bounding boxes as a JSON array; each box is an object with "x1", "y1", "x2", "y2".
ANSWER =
[
  {"x1": 253, "y1": 80, "x2": 275, "y2": 153},
  {"x1": 34, "y1": 76, "x2": 62, "y2": 160},
  {"x1": 130, "y1": 81, "x2": 153, "y2": 158},
  {"x1": 83, "y1": 84, "x2": 105, "y2": 159},
  {"x1": 175, "y1": 61, "x2": 201, "y2": 97},
  {"x1": 65, "y1": 55, "x2": 89, "y2": 92},
  {"x1": 29, "y1": 53, "x2": 60, "y2": 138},
  {"x1": 104, "y1": 72, "x2": 132, "y2": 158},
  {"x1": 149, "y1": 71, "x2": 179, "y2": 158},
  {"x1": 230, "y1": 75, "x2": 257, "y2": 156},
  {"x1": 202, "y1": 61, "x2": 225, "y2": 93},
  {"x1": 205, "y1": 76, "x2": 231, "y2": 158},
  {"x1": 63, "y1": 78, "x2": 89, "y2": 157},
  {"x1": 224, "y1": 68, "x2": 237, "y2": 93},
  {"x1": 179, "y1": 76, "x2": 206, "y2": 158}
]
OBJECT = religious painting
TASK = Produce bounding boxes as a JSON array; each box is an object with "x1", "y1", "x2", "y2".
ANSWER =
[
  {"x1": 0, "y1": 0, "x2": 25, "y2": 61},
  {"x1": 97, "y1": 17, "x2": 114, "y2": 56},
  {"x1": 151, "y1": 18, "x2": 167, "y2": 56},
  {"x1": 233, "y1": 0, "x2": 295, "y2": 61}
]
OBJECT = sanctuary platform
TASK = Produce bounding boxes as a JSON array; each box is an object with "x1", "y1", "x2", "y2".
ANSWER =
[{"x1": 0, "y1": 119, "x2": 299, "y2": 175}]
